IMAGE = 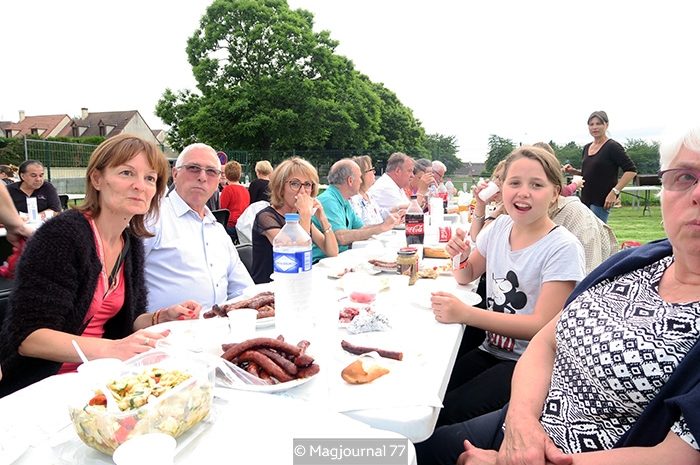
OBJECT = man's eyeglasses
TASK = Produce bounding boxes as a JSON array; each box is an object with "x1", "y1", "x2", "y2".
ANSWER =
[
  {"x1": 364, "y1": 168, "x2": 376, "y2": 174},
  {"x1": 178, "y1": 164, "x2": 222, "y2": 178},
  {"x1": 288, "y1": 179, "x2": 314, "y2": 191},
  {"x1": 659, "y1": 168, "x2": 700, "y2": 192}
]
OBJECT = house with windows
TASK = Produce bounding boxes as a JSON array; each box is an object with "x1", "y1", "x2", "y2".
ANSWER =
[
  {"x1": 1, "y1": 111, "x2": 71, "y2": 138},
  {"x1": 58, "y1": 108, "x2": 159, "y2": 145}
]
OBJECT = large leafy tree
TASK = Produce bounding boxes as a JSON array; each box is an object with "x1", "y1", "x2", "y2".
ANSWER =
[
  {"x1": 484, "y1": 135, "x2": 515, "y2": 173},
  {"x1": 423, "y1": 133, "x2": 462, "y2": 173},
  {"x1": 157, "y1": 0, "x2": 423, "y2": 154}
]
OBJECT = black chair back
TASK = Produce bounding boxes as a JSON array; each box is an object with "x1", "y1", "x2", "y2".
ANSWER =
[
  {"x1": 235, "y1": 243, "x2": 254, "y2": 275},
  {"x1": 212, "y1": 209, "x2": 230, "y2": 227},
  {"x1": 58, "y1": 194, "x2": 69, "y2": 211}
]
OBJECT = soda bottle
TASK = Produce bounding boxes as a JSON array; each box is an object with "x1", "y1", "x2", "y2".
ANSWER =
[
  {"x1": 405, "y1": 195, "x2": 424, "y2": 245},
  {"x1": 437, "y1": 183, "x2": 448, "y2": 214},
  {"x1": 272, "y1": 213, "x2": 313, "y2": 340}
]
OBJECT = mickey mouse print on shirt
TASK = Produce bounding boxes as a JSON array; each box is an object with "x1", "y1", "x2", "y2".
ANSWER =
[{"x1": 486, "y1": 270, "x2": 527, "y2": 351}]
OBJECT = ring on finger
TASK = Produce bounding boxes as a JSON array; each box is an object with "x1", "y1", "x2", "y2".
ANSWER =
[{"x1": 144, "y1": 337, "x2": 150, "y2": 346}]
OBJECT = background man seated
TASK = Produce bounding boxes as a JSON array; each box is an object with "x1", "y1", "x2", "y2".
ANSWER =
[
  {"x1": 312, "y1": 159, "x2": 398, "y2": 261},
  {"x1": 368, "y1": 152, "x2": 414, "y2": 218}
]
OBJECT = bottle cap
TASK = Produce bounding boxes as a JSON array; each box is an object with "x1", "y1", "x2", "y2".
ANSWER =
[{"x1": 284, "y1": 213, "x2": 300, "y2": 221}]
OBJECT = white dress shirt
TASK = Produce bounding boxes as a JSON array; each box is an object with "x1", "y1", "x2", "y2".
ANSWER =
[
  {"x1": 143, "y1": 190, "x2": 254, "y2": 312},
  {"x1": 367, "y1": 173, "x2": 410, "y2": 219}
]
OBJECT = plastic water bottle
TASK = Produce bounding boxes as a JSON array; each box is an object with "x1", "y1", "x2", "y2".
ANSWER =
[
  {"x1": 273, "y1": 213, "x2": 312, "y2": 340},
  {"x1": 445, "y1": 179, "x2": 455, "y2": 202}
]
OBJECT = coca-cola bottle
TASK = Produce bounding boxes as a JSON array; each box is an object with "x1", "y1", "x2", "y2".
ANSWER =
[
  {"x1": 405, "y1": 195, "x2": 424, "y2": 245},
  {"x1": 437, "y1": 183, "x2": 448, "y2": 213}
]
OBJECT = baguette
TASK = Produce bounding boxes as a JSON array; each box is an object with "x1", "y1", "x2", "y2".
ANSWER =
[
  {"x1": 341, "y1": 359, "x2": 390, "y2": 384},
  {"x1": 423, "y1": 246, "x2": 450, "y2": 259}
]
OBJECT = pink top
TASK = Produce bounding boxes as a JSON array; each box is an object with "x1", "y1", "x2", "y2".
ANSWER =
[
  {"x1": 561, "y1": 181, "x2": 579, "y2": 197},
  {"x1": 58, "y1": 217, "x2": 126, "y2": 374}
]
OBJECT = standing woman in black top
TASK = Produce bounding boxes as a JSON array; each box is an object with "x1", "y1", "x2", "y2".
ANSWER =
[
  {"x1": 564, "y1": 111, "x2": 637, "y2": 223},
  {"x1": 248, "y1": 160, "x2": 273, "y2": 203}
]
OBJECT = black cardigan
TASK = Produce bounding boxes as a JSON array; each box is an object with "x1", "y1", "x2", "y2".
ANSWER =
[{"x1": 0, "y1": 210, "x2": 148, "y2": 396}]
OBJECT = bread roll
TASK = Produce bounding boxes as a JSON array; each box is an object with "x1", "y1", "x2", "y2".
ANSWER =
[
  {"x1": 423, "y1": 246, "x2": 450, "y2": 259},
  {"x1": 341, "y1": 359, "x2": 389, "y2": 384}
]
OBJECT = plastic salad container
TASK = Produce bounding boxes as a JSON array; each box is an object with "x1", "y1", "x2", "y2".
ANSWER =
[{"x1": 68, "y1": 350, "x2": 214, "y2": 455}]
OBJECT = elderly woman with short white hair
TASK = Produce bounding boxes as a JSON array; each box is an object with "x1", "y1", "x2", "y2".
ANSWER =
[{"x1": 418, "y1": 126, "x2": 700, "y2": 465}]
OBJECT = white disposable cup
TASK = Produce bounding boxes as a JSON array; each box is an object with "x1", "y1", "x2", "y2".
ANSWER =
[
  {"x1": 113, "y1": 433, "x2": 176, "y2": 465},
  {"x1": 478, "y1": 181, "x2": 500, "y2": 202},
  {"x1": 429, "y1": 197, "x2": 444, "y2": 224},
  {"x1": 572, "y1": 175, "x2": 583, "y2": 184},
  {"x1": 227, "y1": 308, "x2": 258, "y2": 341}
]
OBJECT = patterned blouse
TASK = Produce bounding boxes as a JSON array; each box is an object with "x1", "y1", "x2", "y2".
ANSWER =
[
  {"x1": 541, "y1": 256, "x2": 699, "y2": 453},
  {"x1": 349, "y1": 193, "x2": 384, "y2": 226}
]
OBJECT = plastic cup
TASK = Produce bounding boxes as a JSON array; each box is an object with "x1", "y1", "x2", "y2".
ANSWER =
[
  {"x1": 478, "y1": 181, "x2": 500, "y2": 202},
  {"x1": 572, "y1": 175, "x2": 583, "y2": 184},
  {"x1": 227, "y1": 308, "x2": 258, "y2": 341},
  {"x1": 113, "y1": 433, "x2": 176, "y2": 465}
]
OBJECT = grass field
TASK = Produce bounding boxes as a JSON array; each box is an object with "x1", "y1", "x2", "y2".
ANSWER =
[{"x1": 607, "y1": 204, "x2": 667, "y2": 245}]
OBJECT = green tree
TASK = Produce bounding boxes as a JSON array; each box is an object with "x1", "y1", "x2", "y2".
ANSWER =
[
  {"x1": 424, "y1": 133, "x2": 462, "y2": 173},
  {"x1": 0, "y1": 137, "x2": 25, "y2": 166},
  {"x1": 157, "y1": 0, "x2": 424, "y2": 156},
  {"x1": 551, "y1": 141, "x2": 583, "y2": 169},
  {"x1": 624, "y1": 138, "x2": 659, "y2": 174},
  {"x1": 484, "y1": 135, "x2": 515, "y2": 172}
]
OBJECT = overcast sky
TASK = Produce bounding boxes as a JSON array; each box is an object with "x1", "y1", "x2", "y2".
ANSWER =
[{"x1": 2, "y1": 0, "x2": 698, "y2": 162}]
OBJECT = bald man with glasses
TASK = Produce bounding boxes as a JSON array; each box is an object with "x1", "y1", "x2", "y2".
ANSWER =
[{"x1": 143, "y1": 143, "x2": 253, "y2": 312}]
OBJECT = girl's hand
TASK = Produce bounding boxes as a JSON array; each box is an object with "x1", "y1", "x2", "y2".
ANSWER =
[
  {"x1": 472, "y1": 180, "x2": 490, "y2": 206},
  {"x1": 446, "y1": 227, "x2": 471, "y2": 260},
  {"x1": 162, "y1": 300, "x2": 201, "y2": 322},
  {"x1": 431, "y1": 291, "x2": 468, "y2": 324},
  {"x1": 110, "y1": 329, "x2": 171, "y2": 359}
]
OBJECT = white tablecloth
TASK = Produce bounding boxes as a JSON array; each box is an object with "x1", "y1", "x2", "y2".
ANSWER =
[
  {"x1": 0, "y1": 374, "x2": 415, "y2": 465},
  {"x1": 1, "y1": 236, "x2": 471, "y2": 462}
]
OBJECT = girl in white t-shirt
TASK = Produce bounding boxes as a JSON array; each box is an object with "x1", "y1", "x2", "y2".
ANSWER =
[{"x1": 430, "y1": 146, "x2": 586, "y2": 427}]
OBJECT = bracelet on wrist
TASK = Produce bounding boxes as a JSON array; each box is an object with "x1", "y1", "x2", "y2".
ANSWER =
[
  {"x1": 472, "y1": 212, "x2": 485, "y2": 221},
  {"x1": 322, "y1": 224, "x2": 332, "y2": 234},
  {"x1": 151, "y1": 310, "x2": 162, "y2": 326}
]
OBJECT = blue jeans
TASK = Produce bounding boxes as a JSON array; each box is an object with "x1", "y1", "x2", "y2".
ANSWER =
[{"x1": 589, "y1": 204, "x2": 610, "y2": 223}]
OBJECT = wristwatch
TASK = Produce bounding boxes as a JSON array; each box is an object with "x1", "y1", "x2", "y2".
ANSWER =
[{"x1": 612, "y1": 187, "x2": 620, "y2": 197}]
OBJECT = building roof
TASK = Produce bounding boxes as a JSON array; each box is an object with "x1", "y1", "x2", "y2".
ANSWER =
[
  {"x1": 59, "y1": 110, "x2": 140, "y2": 137},
  {"x1": 3, "y1": 114, "x2": 70, "y2": 137}
]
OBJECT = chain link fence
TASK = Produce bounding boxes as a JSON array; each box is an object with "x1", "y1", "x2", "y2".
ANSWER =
[
  {"x1": 24, "y1": 139, "x2": 96, "y2": 193},
  {"x1": 22, "y1": 139, "x2": 414, "y2": 192}
]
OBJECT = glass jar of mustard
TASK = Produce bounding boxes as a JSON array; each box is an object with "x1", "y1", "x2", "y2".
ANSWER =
[{"x1": 396, "y1": 247, "x2": 419, "y2": 285}]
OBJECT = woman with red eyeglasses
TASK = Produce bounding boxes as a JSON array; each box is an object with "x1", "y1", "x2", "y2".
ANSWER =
[{"x1": 250, "y1": 157, "x2": 338, "y2": 284}]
